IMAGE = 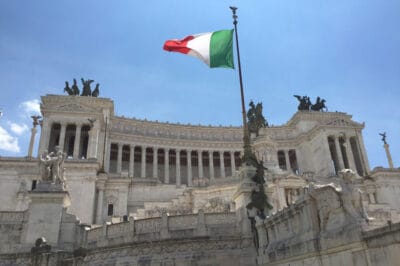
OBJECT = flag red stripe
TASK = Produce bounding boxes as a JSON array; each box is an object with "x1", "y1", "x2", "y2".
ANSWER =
[{"x1": 163, "y1": 35, "x2": 195, "y2": 54}]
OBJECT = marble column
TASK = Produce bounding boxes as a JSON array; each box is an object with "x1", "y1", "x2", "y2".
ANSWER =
[
  {"x1": 117, "y1": 143, "x2": 123, "y2": 174},
  {"x1": 334, "y1": 137, "x2": 344, "y2": 170},
  {"x1": 176, "y1": 149, "x2": 181, "y2": 186},
  {"x1": 384, "y1": 143, "x2": 394, "y2": 168},
  {"x1": 187, "y1": 150, "x2": 192, "y2": 186},
  {"x1": 104, "y1": 141, "x2": 111, "y2": 172},
  {"x1": 58, "y1": 123, "x2": 67, "y2": 152},
  {"x1": 38, "y1": 119, "x2": 50, "y2": 155},
  {"x1": 344, "y1": 138, "x2": 357, "y2": 171},
  {"x1": 230, "y1": 151, "x2": 236, "y2": 175},
  {"x1": 96, "y1": 186, "x2": 104, "y2": 224},
  {"x1": 73, "y1": 123, "x2": 82, "y2": 159},
  {"x1": 209, "y1": 151, "x2": 214, "y2": 180},
  {"x1": 153, "y1": 147, "x2": 158, "y2": 179},
  {"x1": 164, "y1": 148, "x2": 170, "y2": 184},
  {"x1": 219, "y1": 151, "x2": 225, "y2": 178},
  {"x1": 284, "y1": 150, "x2": 290, "y2": 171},
  {"x1": 357, "y1": 130, "x2": 370, "y2": 173},
  {"x1": 87, "y1": 123, "x2": 99, "y2": 159},
  {"x1": 129, "y1": 145, "x2": 135, "y2": 178},
  {"x1": 198, "y1": 151, "x2": 203, "y2": 178},
  {"x1": 28, "y1": 126, "x2": 38, "y2": 158},
  {"x1": 141, "y1": 146, "x2": 146, "y2": 178}
]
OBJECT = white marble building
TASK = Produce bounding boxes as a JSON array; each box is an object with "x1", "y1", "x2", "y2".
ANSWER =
[{"x1": 0, "y1": 94, "x2": 399, "y2": 265}]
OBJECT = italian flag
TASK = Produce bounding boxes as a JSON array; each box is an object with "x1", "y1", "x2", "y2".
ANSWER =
[{"x1": 163, "y1": 29, "x2": 234, "y2": 69}]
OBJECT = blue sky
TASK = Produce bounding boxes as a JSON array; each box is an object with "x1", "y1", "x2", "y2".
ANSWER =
[{"x1": 0, "y1": 1, "x2": 399, "y2": 169}]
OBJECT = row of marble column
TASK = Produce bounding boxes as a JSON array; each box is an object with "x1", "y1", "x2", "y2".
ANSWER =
[
  {"x1": 329, "y1": 135, "x2": 358, "y2": 174},
  {"x1": 46, "y1": 122, "x2": 93, "y2": 159},
  {"x1": 107, "y1": 143, "x2": 240, "y2": 186}
]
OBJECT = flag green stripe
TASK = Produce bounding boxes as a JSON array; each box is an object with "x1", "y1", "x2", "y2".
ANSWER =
[{"x1": 209, "y1": 30, "x2": 234, "y2": 69}]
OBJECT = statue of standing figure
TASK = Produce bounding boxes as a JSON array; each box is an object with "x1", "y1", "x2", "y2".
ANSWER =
[{"x1": 38, "y1": 147, "x2": 66, "y2": 186}]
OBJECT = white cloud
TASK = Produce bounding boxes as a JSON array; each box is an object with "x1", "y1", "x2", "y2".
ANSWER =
[
  {"x1": 0, "y1": 126, "x2": 20, "y2": 153},
  {"x1": 20, "y1": 99, "x2": 40, "y2": 115},
  {"x1": 9, "y1": 122, "x2": 29, "y2": 135}
]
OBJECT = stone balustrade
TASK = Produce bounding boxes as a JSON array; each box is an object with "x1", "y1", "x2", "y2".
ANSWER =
[{"x1": 84, "y1": 211, "x2": 237, "y2": 248}]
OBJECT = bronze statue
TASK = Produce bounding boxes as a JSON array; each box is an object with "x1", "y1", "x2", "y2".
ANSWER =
[
  {"x1": 92, "y1": 83, "x2": 100, "y2": 97},
  {"x1": 64, "y1": 81, "x2": 74, "y2": 95},
  {"x1": 310, "y1": 96, "x2": 327, "y2": 111},
  {"x1": 379, "y1": 132, "x2": 387, "y2": 144},
  {"x1": 81, "y1": 78, "x2": 94, "y2": 96},
  {"x1": 72, "y1": 79, "x2": 80, "y2": 95},
  {"x1": 294, "y1": 95, "x2": 311, "y2": 110},
  {"x1": 247, "y1": 100, "x2": 268, "y2": 136},
  {"x1": 63, "y1": 78, "x2": 99, "y2": 97},
  {"x1": 294, "y1": 95, "x2": 327, "y2": 111},
  {"x1": 31, "y1": 115, "x2": 42, "y2": 127}
]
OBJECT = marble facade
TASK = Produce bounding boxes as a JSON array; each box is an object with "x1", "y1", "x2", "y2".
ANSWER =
[{"x1": 0, "y1": 94, "x2": 399, "y2": 265}]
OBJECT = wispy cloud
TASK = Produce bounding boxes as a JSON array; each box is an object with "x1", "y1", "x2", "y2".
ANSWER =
[
  {"x1": 20, "y1": 99, "x2": 40, "y2": 115},
  {"x1": 0, "y1": 126, "x2": 20, "y2": 153},
  {"x1": 9, "y1": 122, "x2": 29, "y2": 135}
]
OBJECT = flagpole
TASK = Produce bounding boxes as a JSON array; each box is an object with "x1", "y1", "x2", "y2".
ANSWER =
[{"x1": 230, "y1": 6, "x2": 252, "y2": 164}]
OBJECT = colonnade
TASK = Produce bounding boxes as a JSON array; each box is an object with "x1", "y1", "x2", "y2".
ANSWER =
[
  {"x1": 45, "y1": 122, "x2": 92, "y2": 159},
  {"x1": 106, "y1": 143, "x2": 241, "y2": 186},
  {"x1": 327, "y1": 134, "x2": 365, "y2": 175}
]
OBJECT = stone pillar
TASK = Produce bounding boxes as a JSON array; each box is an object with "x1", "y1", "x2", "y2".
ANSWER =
[
  {"x1": 95, "y1": 174, "x2": 107, "y2": 224},
  {"x1": 129, "y1": 145, "x2": 135, "y2": 178},
  {"x1": 141, "y1": 146, "x2": 146, "y2": 178},
  {"x1": 187, "y1": 150, "x2": 192, "y2": 186},
  {"x1": 219, "y1": 151, "x2": 225, "y2": 178},
  {"x1": 58, "y1": 123, "x2": 67, "y2": 152},
  {"x1": 104, "y1": 141, "x2": 111, "y2": 172},
  {"x1": 198, "y1": 150, "x2": 203, "y2": 178},
  {"x1": 117, "y1": 143, "x2": 123, "y2": 174},
  {"x1": 164, "y1": 148, "x2": 170, "y2": 184},
  {"x1": 73, "y1": 123, "x2": 82, "y2": 159},
  {"x1": 284, "y1": 150, "x2": 290, "y2": 171},
  {"x1": 230, "y1": 151, "x2": 236, "y2": 174},
  {"x1": 384, "y1": 143, "x2": 394, "y2": 168},
  {"x1": 209, "y1": 151, "x2": 214, "y2": 181},
  {"x1": 24, "y1": 190, "x2": 71, "y2": 247},
  {"x1": 344, "y1": 139, "x2": 357, "y2": 171},
  {"x1": 153, "y1": 147, "x2": 158, "y2": 179},
  {"x1": 334, "y1": 137, "x2": 345, "y2": 170},
  {"x1": 87, "y1": 122, "x2": 99, "y2": 159},
  {"x1": 357, "y1": 130, "x2": 370, "y2": 173},
  {"x1": 176, "y1": 149, "x2": 181, "y2": 186},
  {"x1": 28, "y1": 126, "x2": 38, "y2": 158},
  {"x1": 38, "y1": 119, "x2": 50, "y2": 155}
]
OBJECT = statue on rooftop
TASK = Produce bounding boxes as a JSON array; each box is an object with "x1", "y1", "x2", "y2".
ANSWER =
[
  {"x1": 310, "y1": 96, "x2": 327, "y2": 112},
  {"x1": 294, "y1": 95, "x2": 327, "y2": 111},
  {"x1": 247, "y1": 100, "x2": 268, "y2": 136},
  {"x1": 63, "y1": 78, "x2": 99, "y2": 97},
  {"x1": 72, "y1": 79, "x2": 80, "y2": 95},
  {"x1": 81, "y1": 78, "x2": 94, "y2": 96},
  {"x1": 294, "y1": 95, "x2": 312, "y2": 110},
  {"x1": 64, "y1": 81, "x2": 74, "y2": 95}
]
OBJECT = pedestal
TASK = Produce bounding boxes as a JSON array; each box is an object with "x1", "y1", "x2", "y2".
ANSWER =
[{"x1": 23, "y1": 185, "x2": 71, "y2": 247}]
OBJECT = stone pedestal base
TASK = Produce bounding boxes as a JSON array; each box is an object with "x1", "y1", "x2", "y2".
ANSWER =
[{"x1": 23, "y1": 186, "x2": 71, "y2": 247}]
